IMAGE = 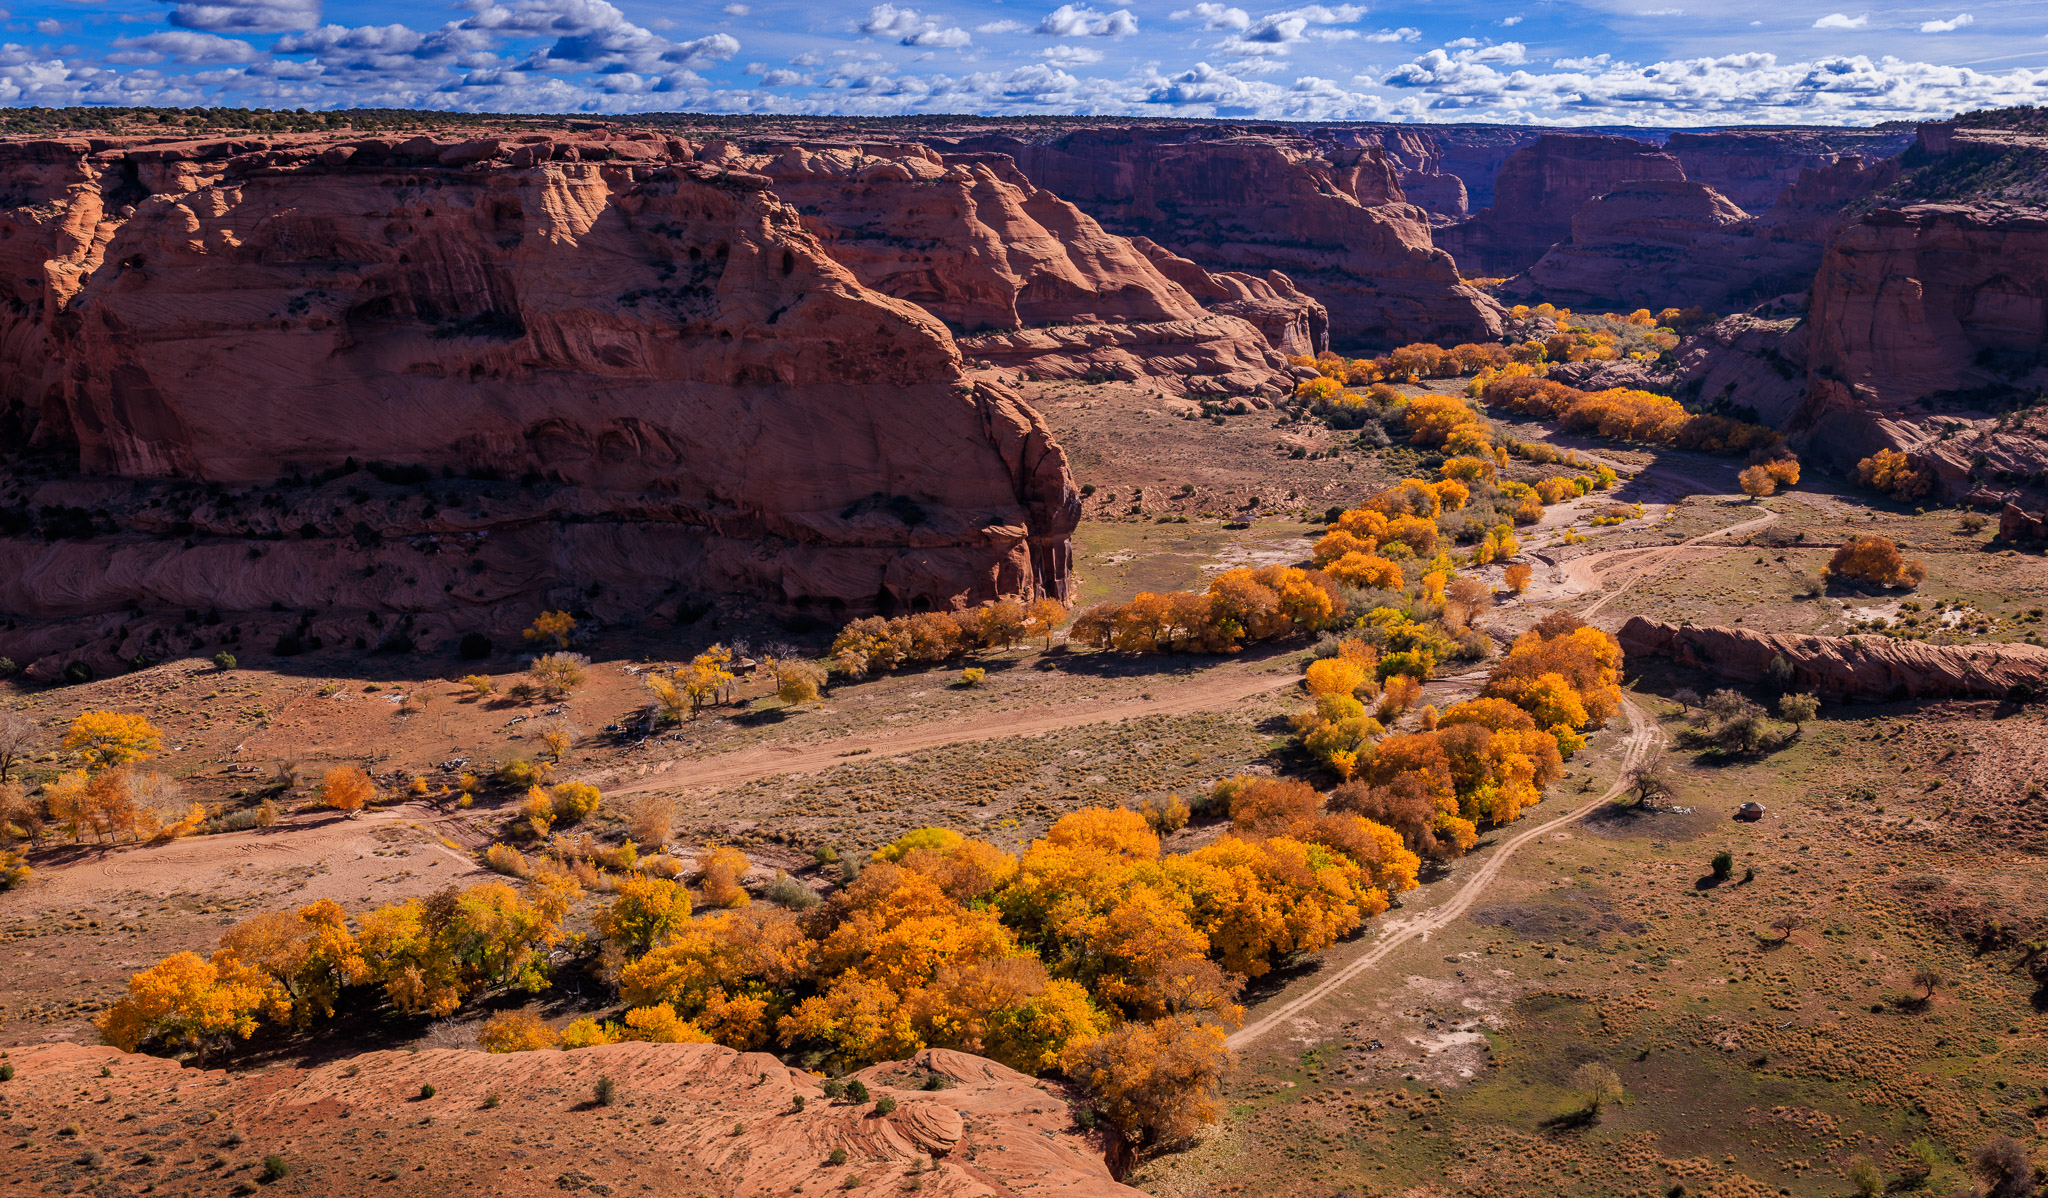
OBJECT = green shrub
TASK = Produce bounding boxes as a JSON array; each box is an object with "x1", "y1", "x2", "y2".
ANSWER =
[
  {"x1": 828, "y1": 1148, "x2": 849, "y2": 1166},
  {"x1": 873, "y1": 1096, "x2": 897, "y2": 1115},
  {"x1": 418, "y1": 1084, "x2": 435, "y2": 1099},
  {"x1": 260, "y1": 1154, "x2": 289, "y2": 1182},
  {"x1": 594, "y1": 1076, "x2": 616, "y2": 1107},
  {"x1": 1710, "y1": 851, "x2": 1733, "y2": 880}
]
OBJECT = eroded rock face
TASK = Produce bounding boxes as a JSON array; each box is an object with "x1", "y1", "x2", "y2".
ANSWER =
[
  {"x1": 1507, "y1": 180, "x2": 1768, "y2": 310},
  {"x1": 1619, "y1": 616, "x2": 2048, "y2": 702},
  {"x1": 1670, "y1": 311, "x2": 1811, "y2": 427},
  {"x1": 747, "y1": 141, "x2": 1317, "y2": 393},
  {"x1": 1, "y1": 1041, "x2": 1141, "y2": 1198},
  {"x1": 1665, "y1": 130, "x2": 1915, "y2": 213},
  {"x1": 1791, "y1": 202, "x2": 2048, "y2": 497},
  {"x1": 954, "y1": 129, "x2": 1503, "y2": 347},
  {"x1": 1440, "y1": 134, "x2": 1687, "y2": 278},
  {"x1": 0, "y1": 132, "x2": 1083, "y2": 656}
]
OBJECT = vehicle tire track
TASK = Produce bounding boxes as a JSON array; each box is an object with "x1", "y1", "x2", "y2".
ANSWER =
[
  {"x1": 1226, "y1": 694, "x2": 1661, "y2": 1051},
  {"x1": 1578, "y1": 508, "x2": 1779, "y2": 620}
]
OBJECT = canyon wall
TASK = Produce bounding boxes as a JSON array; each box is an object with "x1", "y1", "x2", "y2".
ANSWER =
[
  {"x1": 951, "y1": 128, "x2": 1503, "y2": 348},
  {"x1": 1438, "y1": 134, "x2": 1686, "y2": 278},
  {"x1": 1666, "y1": 129, "x2": 1914, "y2": 213},
  {"x1": 0, "y1": 131, "x2": 1097, "y2": 674},
  {"x1": 1505, "y1": 154, "x2": 1901, "y2": 313},
  {"x1": 745, "y1": 139, "x2": 1320, "y2": 392},
  {"x1": 1792, "y1": 201, "x2": 2048, "y2": 496}
]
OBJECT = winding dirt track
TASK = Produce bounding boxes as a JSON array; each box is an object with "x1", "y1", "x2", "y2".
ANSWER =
[
  {"x1": 596, "y1": 664, "x2": 1305, "y2": 798},
  {"x1": 1226, "y1": 694, "x2": 1662, "y2": 1051},
  {"x1": 1565, "y1": 508, "x2": 1779, "y2": 619}
]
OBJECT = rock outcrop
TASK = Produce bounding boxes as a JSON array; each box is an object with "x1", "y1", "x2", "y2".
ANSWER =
[
  {"x1": 1791, "y1": 202, "x2": 2048, "y2": 496},
  {"x1": 747, "y1": 141, "x2": 1317, "y2": 393},
  {"x1": 1620, "y1": 616, "x2": 2048, "y2": 702},
  {"x1": 953, "y1": 129, "x2": 1503, "y2": 347},
  {"x1": 0, "y1": 130, "x2": 1085, "y2": 668},
  {"x1": 1439, "y1": 134, "x2": 1687, "y2": 278},
  {"x1": 0, "y1": 1041, "x2": 1141, "y2": 1198},
  {"x1": 1665, "y1": 129, "x2": 1914, "y2": 213},
  {"x1": 1355, "y1": 125, "x2": 1545, "y2": 214},
  {"x1": 1507, "y1": 153, "x2": 1903, "y2": 317},
  {"x1": 1669, "y1": 310, "x2": 1811, "y2": 427}
]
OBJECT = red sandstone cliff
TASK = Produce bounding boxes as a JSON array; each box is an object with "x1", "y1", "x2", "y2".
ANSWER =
[
  {"x1": 745, "y1": 140, "x2": 1318, "y2": 393},
  {"x1": 1792, "y1": 201, "x2": 2048, "y2": 497},
  {"x1": 1439, "y1": 134, "x2": 1688, "y2": 278},
  {"x1": 0, "y1": 131, "x2": 1086, "y2": 671},
  {"x1": 1665, "y1": 130, "x2": 1914, "y2": 214},
  {"x1": 952, "y1": 129, "x2": 1503, "y2": 347}
]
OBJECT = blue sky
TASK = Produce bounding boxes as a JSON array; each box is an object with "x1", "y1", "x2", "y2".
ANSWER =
[{"x1": 3, "y1": 0, "x2": 2045, "y2": 122}]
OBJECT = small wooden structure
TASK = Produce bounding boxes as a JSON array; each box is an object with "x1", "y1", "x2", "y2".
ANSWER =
[{"x1": 1735, "y1": 802, "x2": 1766, "y2": 821}]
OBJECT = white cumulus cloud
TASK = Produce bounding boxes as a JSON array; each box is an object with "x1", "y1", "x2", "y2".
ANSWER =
[
  {"x1": 1920, "y1": 13, "x2": 1972, "y2": 31},
  {"x1": 160, "y1": 0, "x2": 318, "y2": 33},
  {"x1": 1040, "y1": 43, "x2": 1102, "y2": 63},
  {"x1": 859, "y1": 4, "x2": 971, "y2": 47},
  {"x1": 1172, "y1": 2, "x2": 1249, "y2": 30},
  {"x1": 1036, "y1": 4, "x2": 1137, "y2": 37},
  {"x1": 1813, "y1": 12, "x2": 1869, "y2": 29},
  {"x1": 108, "y1": 28, "x2": 260, "y2": 62}
]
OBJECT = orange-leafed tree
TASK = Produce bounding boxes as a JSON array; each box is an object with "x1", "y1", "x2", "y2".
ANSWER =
[
  {"x1": 321, "y1": 765, "x2": 375, "y2": 815},
  {"x1": 1825, "y1": 536, "x2": 1926, "y2": 589},
  {"x1": 697, "y1": 845, "x2": 752, "y2": 909},
  {"x1": 1855, "y1": 450, "x2": 1931, "y2": 501},
  {"x1": 1024, "y1": 597, "x2": 1069, "y2": 648},
  {"x1": 1061, "y1": 1014, "x2": 1231, "y2": 1146},
  {"x1": 523, "y1": 610, "x2": 577, "y2": 649},
  {"x1": 96, "y1": 950, "x2": 285, "y2": 1057},
  {"x1": 63, "y1": 711, "x2": 162, "y2": 771}
]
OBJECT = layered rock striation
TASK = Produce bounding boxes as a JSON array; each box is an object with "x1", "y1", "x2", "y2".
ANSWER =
[
  {"x1": 1792, "y1": 201, "x2": 2048, "y2": 497},
  {"x1": 952, "y1": 128, "x2": 1503, "y2": 347},
  {"x1": 1, "y1": 1041, "x2": 1141, "y2": 1198},
  {"x1": 739, "y1": 140, "x2": 1323, "y2": 392},
  {"x1": 1620, "y1": 616, "x2": 2048, "y2": 702},
  {"x1": 0, "y1": 131, "x2": 1087, "y2": 671},
  {"x1": 1507, "y1": 154, "x2": 1903, "y2": 313},
  {"x1": 1665, "y1": 129, "x2": 1914, "y2": 213},
  {"x1": 1438, "y1": 134, "x2": 1687, "y2": 278}
]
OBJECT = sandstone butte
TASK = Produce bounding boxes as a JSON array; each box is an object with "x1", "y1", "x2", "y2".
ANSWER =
[
  {"x1": 0, "y1": 1041, "x2": 1142, "y2": 1198},
  {"x1": 947, "y1": 126, "x2": 1505, "y2": 346},
  {"x1": 1619, "y1": 616, "x2": 2048, "y2": 702}
]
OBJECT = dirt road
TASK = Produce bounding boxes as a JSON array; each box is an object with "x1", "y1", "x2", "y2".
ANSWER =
[
  {"x1": 596, "y1": 661, "x2": 1304, "y2": 799},
  {"x1": 1226, "y1": 694, "x2": 1661, "y2": 1050},
  {"x1": 1539, "y1": 507, "x2": 1779, "y2": 621}
]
